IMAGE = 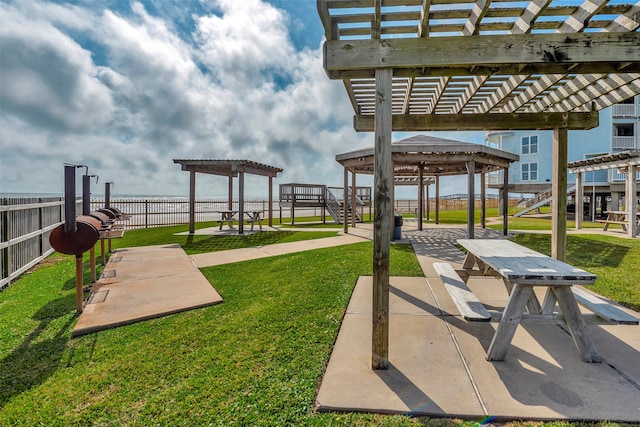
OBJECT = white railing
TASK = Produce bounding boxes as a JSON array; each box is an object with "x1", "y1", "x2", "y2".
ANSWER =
[
  {"x1": 612, "y1": 104, "x2": 637, "y2": 117},
  {"x1": 486, "y1": 170, "x2": 516, "y2": 187},
  {"x1": 1, "y1": 197, "x2": 73, "y2": 290},
  {"x1": 612, "y1": 136, "x2": 637, "y2": 150},
  {"x1": 611, "y1": 169, "x2": 640, "y2": 182}
]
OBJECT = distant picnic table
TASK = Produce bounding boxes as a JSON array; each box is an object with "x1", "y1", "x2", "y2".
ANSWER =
[
  {"x1": 597, "y1": 210, "x2": 640, "y2": 231},
  {"x1": 216, "y1": 210, "x2": 263, "y2": 232}
]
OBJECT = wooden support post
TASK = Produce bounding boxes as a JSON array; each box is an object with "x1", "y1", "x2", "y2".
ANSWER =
[
  {"x1": 418, "y1": 166, "x2": 424, "y2": 231},
  {"x1": 425, "y1": 181, "x2": 430, "y2": 221},
  {"x1": 189, "y1": 171, "x2": 196, "y2": 234},
  {"x1": 552, "y1": 287, "x2": 601, "y2": 363},
  {"x1": 75, "y1": 255, "x2": 83, "y2": 314},
  {"x1": 486, "y1": 284, "x2": 532, "y2": 361},
  {"x1": 503, "y1": 166, "x2": 509, "y2": 236},
  {"x1": 90, "y1": 247, "x2": 96, "y2": 283},
  {"x1": 480, "y1": 171, "x2": 486, "y2": 229},
  {"x1": 575, "y1": 172, "x2": 583, "y2": 230},
  {"x1": 352, "y1": 169, "x2": 357, "y2": 228},
  {"x1": 100, "y1": 239, "x2": 105, "y2": 266},
  {"x1": 467, "y1": 160, "x2": 475, "y2": 239},
  {"x1": 343, "y1": 167, "x2": 349, "y2": 233},
  {"x1": 627, "y1": 165, "x2": 637, "y2": 238},
  {"x1": 228, "y1": 176, "x2": 233, "y2": 211},
  {"x1": 552, "y1": 128, "x2": 568, "y2": 261},
  {"x1": 268, "y1": 176, "x2": 273, "y2": 227},
  {"x1": 435, "y1": 175, "x2": 440, "y2": 224},
  {"x1": 239, "y1": 172, "x2": 245, "y2": 235},
  {"x1": 372, "y1": 68, "x2": 392, "y2": 370}
]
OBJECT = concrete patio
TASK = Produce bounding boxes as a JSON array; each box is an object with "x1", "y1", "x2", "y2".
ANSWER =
[
  {"x1": 315, "y1": 224, "x2": 640, "y2": 422},
  {"x1": 73, "y1": 243, "x2": 223, "y2": 337}
]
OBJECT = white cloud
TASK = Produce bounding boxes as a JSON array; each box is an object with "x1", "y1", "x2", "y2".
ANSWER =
[
  {"x1": 0, "y1": 2, "x2": 114, "y2": 133},
  {"x1": 0, "y1": 0, "x2": 475, "y2": 199}
]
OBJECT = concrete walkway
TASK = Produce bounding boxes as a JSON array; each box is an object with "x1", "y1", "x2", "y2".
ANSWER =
[
  {"x1": 316, "y1": 224, "x2": 640, "y2": 422},
  {"x1": 190, "y1": 234, "x2": 368, "y2": 268},
  {"x1": 73, "y1": 244, "x2": 223, "y2": 337}
]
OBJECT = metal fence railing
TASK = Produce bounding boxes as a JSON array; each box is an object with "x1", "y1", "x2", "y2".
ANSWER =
[
  {"x1": 2, "y1": 195, "x2": 518, "y2": 290},
  {"x1": 90, "y1": 198, "x2": 273, "y2": 229}
]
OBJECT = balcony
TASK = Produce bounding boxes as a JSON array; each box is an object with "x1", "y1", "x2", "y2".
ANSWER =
[
  {"x1": 612, "y1": 104, "x2": 637, "y2": 117},
  {"x1": 612, "y1": 136, "x2": 637, "y2": 150},
  {"x1": 611, "y1": 169, "x2": 640, "y2": 182}
]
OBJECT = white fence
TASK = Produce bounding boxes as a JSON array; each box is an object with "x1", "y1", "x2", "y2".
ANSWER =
[
  {"x1": 1, "y1": 197, "x2": 70, "y2": 290},
  {"x1": 1, "y1": 195, "x2": 516, "y2": 290},
  {"x1": 91, "y1": 198, "x2": 274, "y2": 229}
]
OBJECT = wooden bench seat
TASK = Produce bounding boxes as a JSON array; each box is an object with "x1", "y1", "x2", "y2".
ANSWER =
[
  {"x1": 572, "y1": 287, "x2": 639, "y2": 325},
  {"x1": 433, "y1": 262, "x2": 491, "y2": 322},
  {"x1": 595, "y1": 219, "x2": 627, "y2": 225}
]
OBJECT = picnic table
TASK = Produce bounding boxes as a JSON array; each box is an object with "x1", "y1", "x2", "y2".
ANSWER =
[
  {"x1": 216, "y1": 210, "x2": 238, "y2": 230},
  {"x1": 598, "y1": 210, "x2": 640, "y2": 232},
  {"x1": 216, "y1": 210, "x2": 264, "y2": 232},
  {"x1": 456, "y1": 239, "x2": 601, "y2": 363}
]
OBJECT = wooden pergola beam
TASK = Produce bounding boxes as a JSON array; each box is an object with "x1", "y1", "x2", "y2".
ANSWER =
[
  {"x1": 324, "y1": 32, "x2": 640, "y2": 76},
  {"x1": 354, "y1": 111, "x2": 599, "y2": 131}
]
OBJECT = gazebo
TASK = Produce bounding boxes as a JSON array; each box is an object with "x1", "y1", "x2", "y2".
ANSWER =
[
  {"x1": 336, "y1": 135, "x2": 519, "y2": 237},
  {"x1": 317, "y1": 0, "x2": 640, "y2": 370},
  {"x1": 173, "y1": 159, "x2": 283, "y2": 234},
  {"x1": 569, "y1": 150, "x2": 640, "y2": 237}
]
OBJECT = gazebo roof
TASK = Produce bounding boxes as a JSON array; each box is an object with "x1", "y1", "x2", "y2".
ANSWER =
[
  {"x1": 336, "y1": 134, "x2": 519, "y2": 175},
  {"x1": 173, "y1": 159, "x2": 283, "y2": 178},
  {"x1": 318, "y1": 0, "x2": 640, "y2": 132},
  {"x1": 568, "y1": 150, "x2": 640, "y2": 172}
]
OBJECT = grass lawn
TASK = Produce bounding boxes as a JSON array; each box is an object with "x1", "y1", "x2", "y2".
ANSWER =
[
  {"x1": 511, "y1": 234, "x2": 640, "y2": 312},
  {"x1": 110, "y1": 222, "x2": 342, "y2": 254},
  {"x1": 1, "y1": 224, "x2": 638, "y2": 426}
]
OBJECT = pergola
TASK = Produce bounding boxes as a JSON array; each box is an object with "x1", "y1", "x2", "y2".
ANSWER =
[
  {"x1": 569, "y1": 150, "x2": 640, "y2": 237},
  {"x1": 317, "y1": 0, "x2": 640, "y2": 369},
  {"x1": 336, "y1": 135, "x2": 519, "y2": 236},
  {"x1": 173, "y1": 159, "x2": 283, "y2": 234}
]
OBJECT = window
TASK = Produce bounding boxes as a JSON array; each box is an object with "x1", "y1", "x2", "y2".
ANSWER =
[
  {"x1": 521, "y1": 136, "x2": 538, "y2": 155},
  {"x1": 522, "y1": 163, "x2": 538, "y2": 181},
  {"x1": 614, "y1": 123, "x2": 634, "y2": 136}
]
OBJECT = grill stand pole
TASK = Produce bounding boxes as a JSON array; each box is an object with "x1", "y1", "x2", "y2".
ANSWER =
[
  {"x1": 75, "y1": 255, "x2": 84, "y2": 314},
  {"x1": 90, "y1": 248, "x2": 97, "y2": 283}
]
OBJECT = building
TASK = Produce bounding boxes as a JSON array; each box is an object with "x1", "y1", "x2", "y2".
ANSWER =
[{"x1": 486, "y1": 95, "x2": 640, "y2": 214}]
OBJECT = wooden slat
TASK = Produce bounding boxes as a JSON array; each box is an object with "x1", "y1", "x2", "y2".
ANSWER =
[
  {"x1": 462, "y1": 0, "x2": 491, "y2": 35},
  {"x1": 530, "y1": 0, "x2": 635, "y2": 112},
  {"x1": 486, "y1": 284, "x2": 534, "y2": 361},
  {"x1": 353, "y1": 111, "x2": 599, "y2": 131},
  {"x1": 552, "y1": 286, "x2": 602, "y2": 362},
  {"x1": 434, "y1": 262, "x2": 491, "y2": 321},
  {"x1": 591, "y1": 78, "x2": 640, "y2": 110},
  {"x1": 324, "y1": 32, "x2": 640, "y2": 73},
  {"x1": 552, "y1": 74, "x2": 640, "y2": 112},
  {"x1": 573, "y1": 287, "x2": 639, "y2": 324},
  {"x1": 457, "y1": 239, "x2": 596, "y2": 285}
]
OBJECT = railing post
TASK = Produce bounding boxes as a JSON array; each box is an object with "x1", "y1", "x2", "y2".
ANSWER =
[
  {"x1": 1, "y1": 201, "x2": 9, "y2": 283},
  {"x1": 38, "y1": 197, "x2": 44, "y2": 257}
]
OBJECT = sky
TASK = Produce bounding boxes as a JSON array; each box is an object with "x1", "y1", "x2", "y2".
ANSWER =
[{"x1": 0, "y1": 0, "x2": 484, "y2": 198}]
